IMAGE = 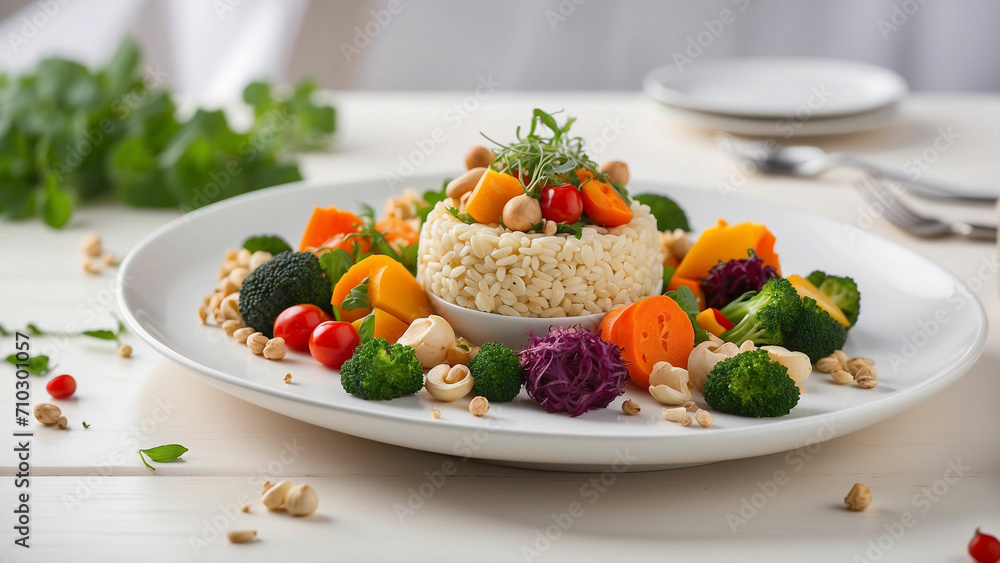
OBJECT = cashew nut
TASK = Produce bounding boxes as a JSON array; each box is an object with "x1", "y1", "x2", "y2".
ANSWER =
[
  {"x1": 219, "y1": 292, "x2": 242, "y2": 323},
  {"x1": 446, "y1": 338, "x2": 478, "y2": 365},
  {"x1": 262, "y1": 480, "x2": 292, "y2": 510},
  {"x1": 760, "y1": 345, "x2": 812, "y2": 386},
  {"x1": 687, "y1": 337, "x2": 741, "y2": 391},
  {"x1": 425, "y1": 363, "x2": 474, "y2": 402},
  {"x1": 284, "y1": 484, "x2": 319, "y2": 517},
  {"x1": 464, "y1": 146, "x2": 494, "y2": 170},
  {"x1": 600, "y1": 160, "x2": 629, "y2": 186},
  {"x1": 446, "y1": 167, "x2": 487, "y2": 200},
  {"x1": 648, "y1": 361, "x2": 692, "y2": 405},
  {"x1": 397, "y1": 315, "x2": 456, "y2": 368}
]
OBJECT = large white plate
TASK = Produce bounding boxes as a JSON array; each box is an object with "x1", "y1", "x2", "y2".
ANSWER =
[
  {"x1": 117, "y1": 178, "x2": 986, "y2": 472},
  {"x1": 644, "y1": 57, "x2": 908, "y2": 119}
]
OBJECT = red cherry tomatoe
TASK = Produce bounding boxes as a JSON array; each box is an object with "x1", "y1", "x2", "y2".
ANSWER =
[
  {"x1": 970, "y1": 528, "x2": 1000, "y2": 563},
  {"x1": 540, "y1": 184, "x2": 584, "y2": 224},
  {"x1": 274, "y1": 304, "x2": 334, "y2": 351},
  {"x1": 47, "y1": 374, "x2": 77, "y2": 399},
  {"x1": 309, "y1": 321, "x2": 361, "y2": 369}
]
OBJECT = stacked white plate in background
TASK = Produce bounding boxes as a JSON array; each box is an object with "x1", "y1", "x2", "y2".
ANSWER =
[{"x1": 644, "y1": 57, "x2": 908, "y2": 137}]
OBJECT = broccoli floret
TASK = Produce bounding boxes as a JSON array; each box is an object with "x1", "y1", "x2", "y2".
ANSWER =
[
  {"x1": 238, "y1": 251, "x2": 333, "y2": 337},
  {"x1": 703, "y1": 349, "x2": 800, "y2": 417},
  {"x1": 806, "y1": 270, "x2": 861, "y2": 327},
  {"x1": 784, "y1": 297, "x2": 847, "y2": 363},
  {"x1": 468, "y1": 342, "x2": 524, "y2": 402},
  {"x1": 340, "y1": 338, "x2": 423, "y2": 400},
  {"x1": 719, "y1": 278, "x2": 802, "y2": 347}
]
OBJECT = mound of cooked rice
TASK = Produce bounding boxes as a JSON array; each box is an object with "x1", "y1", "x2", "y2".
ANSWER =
[{"x1": 418, "y1": 201, "x2": 662, "y2": 318}]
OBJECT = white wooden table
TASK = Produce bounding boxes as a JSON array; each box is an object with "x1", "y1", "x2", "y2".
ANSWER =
[{"x1": 2, "y1": 92, "x2": 998, "y2": 562}]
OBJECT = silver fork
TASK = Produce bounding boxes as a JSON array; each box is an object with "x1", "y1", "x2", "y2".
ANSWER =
[{"x1": 857, "y1": 176, "x2": 997, "y2": 240}]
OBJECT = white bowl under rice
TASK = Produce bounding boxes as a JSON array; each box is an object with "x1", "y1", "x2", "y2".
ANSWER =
[{"x1": 418, "y1": 200, "x2": 663, "y2": 318}]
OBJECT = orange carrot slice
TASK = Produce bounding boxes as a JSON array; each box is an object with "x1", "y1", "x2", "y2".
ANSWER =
[
  {"x1": 602, "y1": 296, "x2": 695, "y2": 389},
  {"x1": 299, "y1": 205, "x2": 364, "y2": 252},
  {"x1": 580, "y1": 179, "x2": 632, "y2": 227}
]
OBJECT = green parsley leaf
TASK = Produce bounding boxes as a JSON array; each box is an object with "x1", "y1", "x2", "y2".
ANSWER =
[
  {"x1": 446, "y1": 206, "x2": 477, "y2": 225},
  {"x1": 418, "y1": 182, "x2": 449, "y2": 223},
  {"x1": 663, "y1": 265, "x2": 676, "y2": 288},
  {"x1": 82, "y1": 421, "x2": 90, "y2": 429},
  {"x1": 341, "y1": 278, "x2": 371, "y2": 312},
  {"x1": 666, "y1": 286, "x2": 710, "y2": 344},
  {"x1": 5, "y1": 354, "x2": 52, "y2": 376},
  {"x1": 318, "y1": 248, "x2": 355, "y2": 289},
  {"x1": 82, "y1": 329, "x2": 118, "y2": 341},
  {"x1": 555, "y1": 221, "x2": 583, "y2": 239},
  {"x1": 357, "y1": 314, "x2": 375, "y2": 344}
]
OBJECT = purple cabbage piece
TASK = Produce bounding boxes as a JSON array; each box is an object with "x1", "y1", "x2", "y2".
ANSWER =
[
  {"x1": 520, "y1": 326, "x2": 630, "y2": 417},
  {"x1": 700, "y1": 251, "x2": 779, "y2": 310}
]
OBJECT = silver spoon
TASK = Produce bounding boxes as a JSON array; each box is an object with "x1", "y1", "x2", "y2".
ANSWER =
[{"x1": 717, "y1": 134, "x2": 996, "y2": 203}]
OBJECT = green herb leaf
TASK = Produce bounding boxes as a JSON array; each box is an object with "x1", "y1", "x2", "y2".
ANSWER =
[
  {"x1": 5, "y1": 354, "x2": 52, "y2": 376},
  {"x1": 484, "y1": 109, "x2": 602, "y2": 199},
  {"x1": 663, "y1": 265, "x2": 676, "y2": 288},
  {"x1": 341, "y1": 278, "x2": 371, "y2": 311},
  {"x1": 0, "y1": 324, "x2": 10, "y2": 336},
  {"x1": 358, "y1": 314, "x2": 375, "y2": 344},
  {"x1": 82, "y1": 329, "x2": 118, "y2": 341},
  {"x1": 82, "y1": 421, "x2": 90, "y2": 429},
  {"x1": 395, "y1": 242, "x2": 419, "y2": 277},
  {"x1": 446, "y1": 206, "x2": 477, "y2": 225},
  {"x1": 242, "y1": 234, "x2": 292, "y2": 255},
  {"x1": 634, "y1": 193, "x2": 691, "y2": 232},
  {"x1": 666, "y1": 286, "x2": 710, "y2": 344},
  {"x1": 418, "y1": 183, "x2": 449, "y2": 223},
  {"x1": 0, "y1": 38, "x2": 334, "y2": 226},
  {"x1": 555, "y1": 221, "x2": 583, "y2": 239},
  {"x1": 318, "y1": 248, "x2": 355, "y2": 289},
  {"x1": 42, "y1": 174, "x2": 73, "y2": 229},
  {"x1": 25, "y1": 323, "x2": 44, "y2": 336},
  {"x1": 139, "y1": 444, "x2": 189, "y2": 470}
]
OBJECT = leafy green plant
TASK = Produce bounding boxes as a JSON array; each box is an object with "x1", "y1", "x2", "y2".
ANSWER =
[
  {"x1": 0, "y1": 38, "x2": 336, "y2": 228},
  {"x1": 486, "y1": 109, "x2": 627, "y2": 202}
]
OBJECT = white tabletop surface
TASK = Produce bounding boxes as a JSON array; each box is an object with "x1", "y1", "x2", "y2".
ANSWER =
[{"x1": 2, "y1": 92, "x2": 998, "y2": 562}]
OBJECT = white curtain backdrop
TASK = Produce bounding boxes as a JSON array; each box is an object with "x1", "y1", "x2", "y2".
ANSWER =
[{"x1": 1, "y1": 0, "x2": 997, "y2": 100}]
